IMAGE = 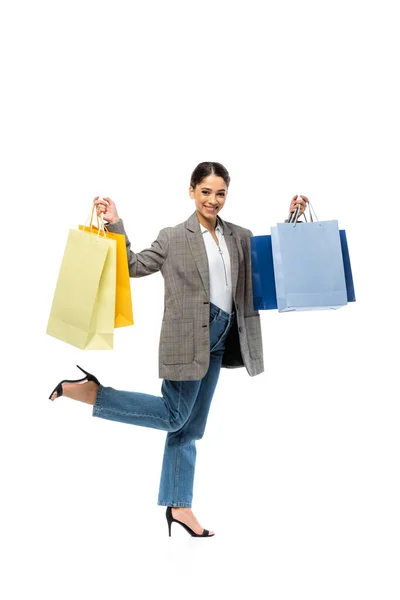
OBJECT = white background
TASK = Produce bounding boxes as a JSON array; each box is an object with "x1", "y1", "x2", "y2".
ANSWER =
[{"x1": 1, "y1": 0, "x2": 399, "y2": 598}]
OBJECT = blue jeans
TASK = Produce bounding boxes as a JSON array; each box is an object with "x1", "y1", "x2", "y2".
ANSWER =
[{"x1": 92, "y1": 302, "x2": 235, "y2": 508}]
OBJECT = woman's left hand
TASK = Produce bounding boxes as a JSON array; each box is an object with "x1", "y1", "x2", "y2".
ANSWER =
[{"x1": 288, "y1": 195, "x2": 309, "y2": 219}]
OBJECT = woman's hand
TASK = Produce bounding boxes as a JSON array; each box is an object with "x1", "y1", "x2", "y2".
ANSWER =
[
  {"x1": 288, "y1": 195, "x2": 309, "y2": 219},
  {"x1": 93, "y1": 196, "x2": 120, "y2": 225}
]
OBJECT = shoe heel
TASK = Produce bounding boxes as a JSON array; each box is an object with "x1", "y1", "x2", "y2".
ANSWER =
[
  {"x1": 76, "y1": 365, "x2": 90, "y2": 377},
  {"x1": 166, "y1": 507, "x2": 172, "y2": 537},
  {"x1": 76, "y1": 365, "x2": 100, "y2": 386},
  {"x1": 165, "y1": 506, "x2": 214, "y2": 538}
]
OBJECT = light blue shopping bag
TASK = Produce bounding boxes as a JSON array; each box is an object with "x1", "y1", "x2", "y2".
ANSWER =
[
  {"x1": 271, "y1": 219, "x2": 348, "y2": 312},
  {"x1": 251, "y1": 229, "x2": 356, "y2": 310}
]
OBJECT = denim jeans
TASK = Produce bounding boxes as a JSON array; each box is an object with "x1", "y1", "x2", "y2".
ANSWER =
[{"x1": 92, "y1": 302, "x2": 235, "y2": 508}]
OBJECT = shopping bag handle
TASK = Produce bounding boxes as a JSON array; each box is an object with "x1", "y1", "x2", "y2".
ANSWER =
[
  {"x1": 82, "y1": 201, "x2": 109, "y2": 236},
  {"x1": 289, "y1": 199, "x2": 319, "y2": 227}
]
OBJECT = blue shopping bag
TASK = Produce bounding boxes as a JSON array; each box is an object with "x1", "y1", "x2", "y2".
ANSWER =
[
  {"x1": 271, "y1": 220, "x2": 348, "y2": 311},
  {"x1": 339, "y1": 230, "x2": 356, "y2": 304},
  {"x1": 250, "y1": 235, "x2": 277, "y2": 310},
  {"x1": 251, "y1": 229, "x2": 356, "y2": 310}
]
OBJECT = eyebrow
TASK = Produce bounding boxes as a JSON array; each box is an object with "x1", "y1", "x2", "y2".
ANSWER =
[{"x1": 201, "y1": 187, "x2": 226, "y2": 192}]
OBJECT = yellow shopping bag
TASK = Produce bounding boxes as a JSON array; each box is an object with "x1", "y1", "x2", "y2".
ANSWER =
[
  {"x1": 46, "y1": 215, "x2": 117, "y2": 350},
  {"x1": 79, "y1": 209, "x2": 134, "y2": 328}
]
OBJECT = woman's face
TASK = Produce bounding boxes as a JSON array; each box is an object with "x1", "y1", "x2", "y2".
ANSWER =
[{"x1": 189, "y1": 175, "x2": 228, "y2": 224}]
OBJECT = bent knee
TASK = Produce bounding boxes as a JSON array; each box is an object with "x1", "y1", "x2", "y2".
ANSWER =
[{"x1": 169, "y1": 413, "x2": 189, "y2": 432}]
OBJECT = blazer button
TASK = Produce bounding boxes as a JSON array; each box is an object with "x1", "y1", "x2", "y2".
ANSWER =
[
  {"x1": 204, "y1": 301, "x2": 209, "y2": 304},
  {"x1": 238, "y1": 326, "x2": 242, "y2": 333}
]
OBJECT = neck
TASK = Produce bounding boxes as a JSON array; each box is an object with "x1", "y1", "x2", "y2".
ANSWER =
[{"x1": 196, "y1": 210, "x2": 218, "y2": 231}]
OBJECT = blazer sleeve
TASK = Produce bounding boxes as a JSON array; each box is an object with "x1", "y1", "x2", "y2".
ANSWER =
[{"x1": 105, "y1": 218, "x2": 169, "y2": 278}]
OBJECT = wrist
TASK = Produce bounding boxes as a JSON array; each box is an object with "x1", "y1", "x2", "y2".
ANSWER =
[{"x1": 107, "y1": 217, "x2": 121, "y2": 225}]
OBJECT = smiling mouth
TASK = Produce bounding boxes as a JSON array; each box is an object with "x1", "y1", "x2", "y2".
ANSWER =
[{"x1": 204, "y1": 206, "x2": 218, "y2": 211}]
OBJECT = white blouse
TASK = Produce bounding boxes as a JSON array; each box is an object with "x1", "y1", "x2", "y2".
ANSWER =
[{"x1": 199, "y1": 219, "x2": 233, "y2": 314}]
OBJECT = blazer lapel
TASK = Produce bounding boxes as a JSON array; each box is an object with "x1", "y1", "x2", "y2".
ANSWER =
[
  {"x1": 185, "y1": 210, "x2": 239, "y2": 300},
  {"x1": 222, "y1": 219, "x2": 239, "y2": 300}
]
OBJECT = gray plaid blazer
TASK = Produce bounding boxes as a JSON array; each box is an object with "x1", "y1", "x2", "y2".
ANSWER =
[{"x1": 106, "y1": 210, "x2": 264, "y2": 381}]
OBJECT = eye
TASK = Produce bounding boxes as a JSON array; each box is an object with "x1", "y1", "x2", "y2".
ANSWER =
[{"x1": 218, "y1": 193, "x2": 225, "y2": 197}]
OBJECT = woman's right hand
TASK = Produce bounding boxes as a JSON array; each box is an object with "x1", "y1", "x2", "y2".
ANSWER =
[
  {"x1": 93, "y1": 196, "x2": 120, "y2": 225},
  {"x1": 289, "y1": 195, "x2": 308, "y2": 218}
]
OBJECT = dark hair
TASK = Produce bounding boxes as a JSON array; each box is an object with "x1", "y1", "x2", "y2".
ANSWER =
[{"x1": 189, "y1": 162, "x2": 231, "y2": 190}]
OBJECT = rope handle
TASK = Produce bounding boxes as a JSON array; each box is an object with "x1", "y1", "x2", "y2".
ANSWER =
[
  {"x1": 289, "y1": 199, "x2": 319, "y2": 227},
  {"x1": 82, "y1": 200, "x2": 110, "y2": 236}
]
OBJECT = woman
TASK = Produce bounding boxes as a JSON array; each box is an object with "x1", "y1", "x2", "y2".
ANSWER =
[{"x1": 49, "y1": 162, "x2": 308, "y2": 537}]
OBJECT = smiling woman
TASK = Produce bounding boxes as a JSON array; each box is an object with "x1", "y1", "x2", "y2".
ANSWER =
[
  {"x1": 48, "y1": 160, "x2": 305, "y2": 538},
  {"x1": 188, "y1": 161, "x2": 229, "y2": 231}
]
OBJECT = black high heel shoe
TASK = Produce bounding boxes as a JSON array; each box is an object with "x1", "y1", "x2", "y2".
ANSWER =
[
  {"x1": 49, "y1": 365, "x2": 101, "y2": 400},
  {"x1": 166, "y1": 506, "x2": 215, "y2": 537}
]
